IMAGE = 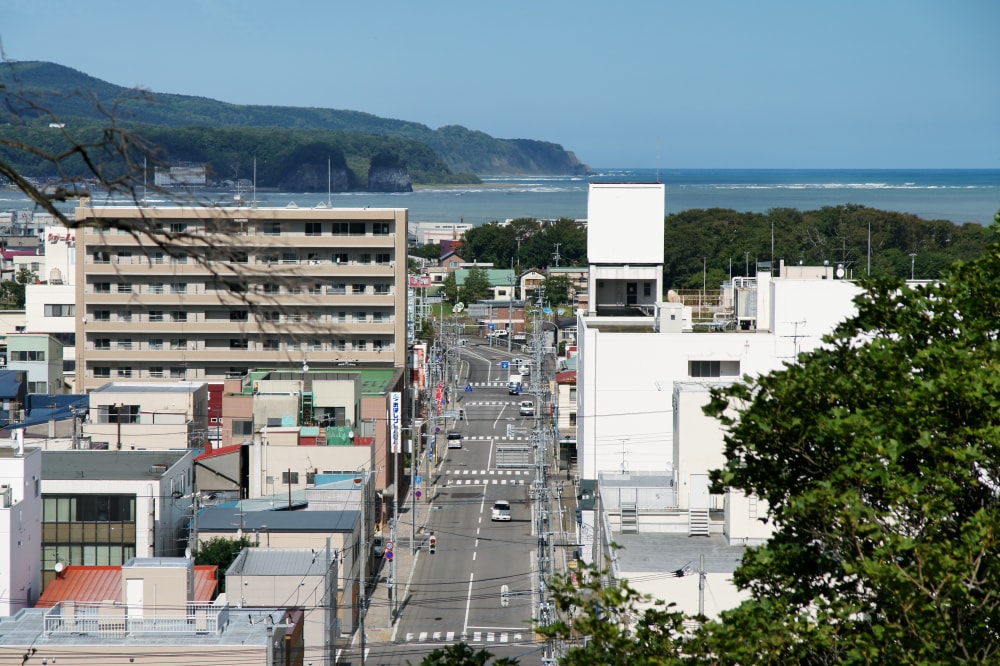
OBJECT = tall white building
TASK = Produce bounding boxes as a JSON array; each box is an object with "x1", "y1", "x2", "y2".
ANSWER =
[{"x1": 0, "y1": 444, "x2": 42, "y2": 615}]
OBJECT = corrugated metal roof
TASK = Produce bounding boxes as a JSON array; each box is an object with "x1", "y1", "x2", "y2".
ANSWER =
[
  {"x1": 198, "y1": 506, "x2": 359, "y2": 533},
  {"x1": 227, "y1": 547, "x2": 332, "y2": 577},
  {"x1": 36, "y1": 564, "x2": 218, "y2": 607}
]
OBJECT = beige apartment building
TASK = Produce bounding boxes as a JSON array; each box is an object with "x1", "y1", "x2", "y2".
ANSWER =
[{"x1": 73, "y1": 204, "x2": 408, "y2": 392}]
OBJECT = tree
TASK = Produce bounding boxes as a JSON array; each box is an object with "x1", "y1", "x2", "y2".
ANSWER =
[
  {"x1": 460, "y1": 266, "x2": 491, "y2": 303},
  {"x1": 697, "y1": 216, "x2": 1000, "y2": 663},
  {"x1": 194, "y1": 536, "x2": 255, "y2": 593},
  {"x1": 540, "y1": 274, "x2": 571, "y2": 305},
  {"x1": 411, "y1": 642, "x2": 519, "y2": 666},
  {"x1": 441, "y1": 272, "x2": 459, "y2": 304}
]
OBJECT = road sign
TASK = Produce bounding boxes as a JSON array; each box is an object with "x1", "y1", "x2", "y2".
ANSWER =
[
  {"x1": 415, "y1": 475, "x2": 423, "y2": 484},
  {"x1": 465, "y1": 383, "x2": 473, "y2": 393},
  {"x1": 415, "y1": 489, "x2": 422, "y2": 499},
  {"x1": 543, "y1": 307, "x2": 553, "y2": 315},
  {"x1": 501, "y1": 361, "x2": 509, "y2": 369},
  {"x1": 385, "y1": 550, "x2": 394, "y2": 561},
  {"x1": 488, "y1": 322, "x2": 495, "y2": 331},
  {"x1": 385, "y1": 541, "x2": 394, "y2": 552}
]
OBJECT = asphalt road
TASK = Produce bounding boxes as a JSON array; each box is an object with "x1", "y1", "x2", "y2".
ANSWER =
[{"x1": 357, "y1": 338, "x2": 552, "y2": 665}]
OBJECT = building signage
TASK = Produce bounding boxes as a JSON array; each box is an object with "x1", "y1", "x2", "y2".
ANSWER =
[{"x1": 389, "y1": 392, "x2": 402, "y2": 453}]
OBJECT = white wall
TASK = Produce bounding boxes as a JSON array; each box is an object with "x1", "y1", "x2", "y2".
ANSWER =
[
  {"x1": 672, "y1": 383, "x2": 728, "y2": 510},
  {"x1": 0, "y1": 448, "x2": 42, "y2": 614},
  {"x1": 586, "y1": 183, "x2": 665, "y2": 265}
]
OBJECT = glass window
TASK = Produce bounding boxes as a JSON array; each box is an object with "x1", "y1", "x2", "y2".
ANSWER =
[
  {"x1": 94, "y1": 310, "x2": 111, "y2": 321},
  {"x1": 281, "y1": 471, "x2": 300, "y2": 484},
  {"x1": 149, "y1": 311, "x2": 163, "y2": 322},
  {"x1": 171, "y1": 283, "x2": 187, "y2": 294},
  {"x1": 372, "y1": 222, "x2": 390, "y2": 235},
  {"x1": 305, "y1": 222, "x2": 322, "y2": 236},
  {"x1": 94, "y1": 282, "x2": 111, "y2": 294},
  {"x1": 94, "y1": 367, "x2": 111, "y2": 378}
]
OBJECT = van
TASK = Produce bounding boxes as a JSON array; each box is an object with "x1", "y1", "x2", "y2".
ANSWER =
[
  {"x1": 447, "y1": 431, "x2": 462, "y2": 449},
  {"x1": 519, "y1": 400, "x2": 535, "y2": 417},
  {"x1": 508, "y1": 374, "x2": 523, "y2": 395},
  {"x1": 491, "y1": 500, "x2": 512, "y2": 521}
]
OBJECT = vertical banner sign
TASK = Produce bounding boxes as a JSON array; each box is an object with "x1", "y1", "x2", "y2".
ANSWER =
[{"x1": 390, "y1": 392, "x2": 402, "y2": 453}]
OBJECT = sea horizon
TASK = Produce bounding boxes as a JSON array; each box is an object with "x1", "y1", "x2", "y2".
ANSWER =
[{"x1": 2, "y1": 167, "x2": 997, "y2": 227}]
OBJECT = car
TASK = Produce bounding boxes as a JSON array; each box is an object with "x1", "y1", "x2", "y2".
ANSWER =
[
  {"x1": 518, "y1": 364, "x2": 531, "y2": 376},
  {"x1": 489, "y1": 329, "x2": 509, "y2": 339},
  {"x1": 491, "y1": 500, "x2": 512, "y2": 521},
  {"x1": 519, "y1": 400, "x2": 535, "y2": 416},
  {"x1": 447, "y1": 431, "x2": 462, "y2": 449}
]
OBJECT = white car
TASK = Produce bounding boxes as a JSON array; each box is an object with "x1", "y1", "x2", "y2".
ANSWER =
[
  {"x1": 491, "y1": 500, "x2": 512, "y2": 521},
  {"x1": 519, "y1": 400, "x2": 535, "y2": 416}
]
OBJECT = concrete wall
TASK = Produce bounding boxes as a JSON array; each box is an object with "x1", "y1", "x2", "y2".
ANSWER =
[
  {"x1": 586, "y1": 183, "x2": 665, "y2": 265},
  {"x1": 0, "y1": 447, "x2": 42, "y2": 614}
]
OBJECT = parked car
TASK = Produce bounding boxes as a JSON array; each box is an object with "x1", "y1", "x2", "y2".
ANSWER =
[{"x1": 491, "y1": 500, "x2": 512, "y2": 521}]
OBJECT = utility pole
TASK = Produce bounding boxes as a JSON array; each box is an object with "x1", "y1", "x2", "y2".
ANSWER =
[{"x1": 358, "y1": 472, "x2": 368, "y2": 666}]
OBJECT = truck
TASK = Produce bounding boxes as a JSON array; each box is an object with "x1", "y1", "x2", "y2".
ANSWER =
[{"x1": 508, "y1": 373, "x2": 523, "y2": 395}]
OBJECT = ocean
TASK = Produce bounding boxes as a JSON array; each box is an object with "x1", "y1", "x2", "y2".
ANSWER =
[{"x1": 2, "y1": 168, "x2": 998, "y2": 227}]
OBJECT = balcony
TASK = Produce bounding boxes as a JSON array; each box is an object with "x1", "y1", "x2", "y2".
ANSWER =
[{"x1": 43, "y1": 600, "x2": 230, "y2": 637}]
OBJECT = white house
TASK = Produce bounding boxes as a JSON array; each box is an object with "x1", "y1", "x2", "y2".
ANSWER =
[{"x1": 0, "y1": 443, "x2": 42, "y2": 614}]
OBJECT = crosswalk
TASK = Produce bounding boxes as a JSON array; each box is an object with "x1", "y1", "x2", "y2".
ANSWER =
[
  {"x1": 403, "y1": 630, "x2": 525, "y2": 644},
  {"x1": 445, "y1": 469, "x2": 531, "y2": 486},
  {"x1": 459, "y1": 434, "x2": 531, "y2": 442}
]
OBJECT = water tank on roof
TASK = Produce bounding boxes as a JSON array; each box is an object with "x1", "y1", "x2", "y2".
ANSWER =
[{"x1": 49, "y1": 268, "x2": 63, "y2": 284}]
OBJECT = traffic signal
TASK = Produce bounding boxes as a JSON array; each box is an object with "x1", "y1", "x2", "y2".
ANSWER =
[{"x1": 429, "y1": 534, "x2": 437, "y2": 554}]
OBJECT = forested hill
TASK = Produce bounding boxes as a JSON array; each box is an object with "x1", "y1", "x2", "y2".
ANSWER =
[{"x1": 0, "y1": 61, "x2": 591, "y2": 179}]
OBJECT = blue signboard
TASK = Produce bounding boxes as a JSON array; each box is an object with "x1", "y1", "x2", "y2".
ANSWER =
[
  {"x1": 501, "y1": 361, "x2": 509, "y2": 369},
  {"x1": 415, "y1": 475, "x2": 423, "y2": 485},
  {"x1": 488, "y1": 323, "x2": 495, "y2": 330}
]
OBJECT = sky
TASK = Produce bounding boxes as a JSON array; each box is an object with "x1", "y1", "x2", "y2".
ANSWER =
[{"x1": 2, "y1": 0, "x2": 998, "y2": 169}]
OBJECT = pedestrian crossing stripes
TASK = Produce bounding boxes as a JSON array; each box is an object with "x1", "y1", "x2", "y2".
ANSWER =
[
  {"x1": 458, "y1": 435, "x2": 531, "y2": 442},
  {"x1": 404, "y1": 630, "x2": 524, "y2": 644},
  {"x1": 444, "y1": 469, "x2": 531, "y2": 486},
  {"x1": 446, "y1": 469, "x2": 531, "y2": 475}
]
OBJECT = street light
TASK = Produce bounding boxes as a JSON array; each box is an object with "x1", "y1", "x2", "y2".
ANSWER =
[{"x1": 909, "y1": 253, "x2": 917, "y2": 280}]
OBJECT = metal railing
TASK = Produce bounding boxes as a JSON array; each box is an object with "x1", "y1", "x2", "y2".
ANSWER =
[{"x1": 43, "y1": 601, "x2": 229, "y2": 637}]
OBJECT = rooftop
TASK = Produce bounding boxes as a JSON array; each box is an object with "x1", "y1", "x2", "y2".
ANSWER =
[
  {"x1": 42, "y1": 450, "x2": 191, "y2": 480},
  {"x1": 90, "y1": 381, "x2": 207, "y2": 395}
]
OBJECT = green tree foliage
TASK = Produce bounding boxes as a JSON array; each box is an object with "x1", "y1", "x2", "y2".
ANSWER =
[
  {"x1": 663, "y1": 205, "x2": 994, "y2": 290},
  {"x1": 540, "y1": 563, "x2": 687, "y2": 665},
  {"x1": 411, "y1": 642, "x2": 519, "y2": 666},
  {"x1": 410, "y1": 243, "x2": 443, "y2": 261},
  {"x1": 697, "y1": 218, "x2": 1000, "y2": 662},
  {"x1": 462, "y1": 218, "x2": 587, "y2": 270},
  {"x1": 441, "y1": 273, "x2": 459, "y2": 304},
  {"x1": 194, "y1": 536, "x2": 255, "y2": 593},
  {"x1": 460, "y1": 267, "x2": 492, "y2": 303},
  {"x1": 540, "y1": 274, "x2": 571, "y2": 305}
]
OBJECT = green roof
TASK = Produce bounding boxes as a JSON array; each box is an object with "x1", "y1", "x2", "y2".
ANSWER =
[{"x1": 455, "y1": 268, "x2": 515, "y2": 286}]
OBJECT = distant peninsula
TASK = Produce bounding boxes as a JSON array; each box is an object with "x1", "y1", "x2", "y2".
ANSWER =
[{"x1": 0, "y1": 61, "x2": 592, "y2": 192}]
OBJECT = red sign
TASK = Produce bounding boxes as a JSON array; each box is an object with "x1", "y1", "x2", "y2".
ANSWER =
[{"x1": 408, "y1": 275, "x2": 433, "y2": 288}]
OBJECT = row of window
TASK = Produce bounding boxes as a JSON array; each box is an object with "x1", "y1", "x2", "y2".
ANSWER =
[
  {"x1": 92, "y1": 250, "x2": 395, "y2": 265},
  {"x1": 98, "y1": 220, "x2": 393, "y2": 236},
  {"x1": 86, "y1": 307, "x2": 395, "y2": 324},
  {"x1": 44, "y1": 304, "x2": 76, "y2": 317},
  {"x1": 91, "y1": 336, "x2": 393, "y2": 357},
  {"x1": 88, "y1": 281, "x2": 395, "y2": 296}
]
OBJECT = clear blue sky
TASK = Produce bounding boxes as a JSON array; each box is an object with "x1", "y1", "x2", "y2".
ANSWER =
[{"x1": 3, "y1": 0, "x2": 998, "y2": 169}]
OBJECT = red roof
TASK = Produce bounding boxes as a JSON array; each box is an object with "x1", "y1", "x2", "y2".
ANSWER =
[
  {"x1": 556, "y1": 370, "x2": 577, "y2": 384},
  {"x1": 196, "y1": 443, "x2": 242, "y2": 461},
  {"x1": 36, "y1": 565, "x2": 218, "y2": 608}
]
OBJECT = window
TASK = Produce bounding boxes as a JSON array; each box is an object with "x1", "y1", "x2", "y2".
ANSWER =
[
  {"x1": 148, "y1": 252, "x2": 165, "y2": 265},
  {"x1": 281, "y1": 252, "x2": 299, "y2": 265},
  {"x1": 170, "y1": 367, "x2": 186, "y2": 379},
  {"x1": 287, "y1": 340, "x2": 299, "y2": 351},
  {"x1": 373, "y1": 339, "x2": 384, "y2": 352},
  {"x1": 114, "y1": 283, "x2": 132, "y2": 294},
  {"x1": 359, "y1": 253, "x2": 372, "y2": 265},
  {"x1": 170, "y1": 222, "x2": 187, "y2": 233},
  {"x1": 149, "y1": 283, "x2": 164, "y2": 295},
  {"x1": 149, "y1": 367, "x2": 164, "y2": 378},
  {"x1": 116, "y1": 252, "x2": 131, "y2": 265},
  {"x1": 688, "y1": 360, "x2": 741, "y2": 378},
  {"x1": 170, "y1": 255, "x2": 188, "y2": 265},
  {"x1": 308, "y1": 284, "x2": 323, "y2": 295},
  {"x1": 229, "y1": 251, "x2": 248, "y2": 264},
  {"x1": 117, "y1": 339, "x2": 133, "y2": 350},
  {"x1": 333, "y1": 253, "x2": 349, "y2": 264},
  {"x1": 310, "y1": 340, "x2": 323, "y2": 352},
  {"x1": 372, "y1": 312, "x2": 384, "y2": 323},
  {"x1": 149, "y1": 311, "x2": 164, "y2": 322},
  {"x1": 263, "y1": 340, "x2": 280, "y2": 351},
  {"x1": 569, "y1": 413, "x2": 577, "y2": 426},
  {"x1": 148, "y1": 339, "x2": 163, "y2": 351},
  {"x1": 335, "y1": 339, "x2": 347, "y2": 351},
  {"x1": 374, "y1": 283, "x2": 391, "y2": 295},
  {"x1": 233, "y1": 420, "x2": 253, "y2": 436},
  {"x1": 119, "y1": 310, "x2": 132, "y2": 322},
  {"x1": 375, "y1": 252, "x2": 391, "y2": 265},
  {"x1": 171, "y1": 283, "x2": 187, "y2": 294},
  {"x1": 330, "y1": 283, "x2": 347, "y2": 295},
  {"x1": 263, "y1": 283, "x2": 280, "y2": 294},
  {"x1": 644, "y1": 282, "x2": 652, "y2": 297},
  {"x1": 331, "y1": 222, "x2": 349, "y2": 235},
  {"x1": 569, "y1": 387, "x2": 577, "y2": 400},
  {"x1": 225, "y1": 281, "x2": 247, "y2": 293},
  {"x1": 305, "y1": 222, "x2": 322, "y2": 236},
  {"x1": 93, "y1": 310, "x2": 111, "y2": 322},
  {"x1": 93, "y1": 251, "x2": 111, "y2": 264},
  {"x1": 172, "y1": 311, "x2": 187, "y2": 322},
  {"x1": 94, "y1": 282, "x2": 111, "y2": 294},
  {"x1": 372, "y1": 222, "x2": 390, "y2": 235},
  {"x1": 230, "y1": 310, "x2": 249, "y2": 322},
  {"x1": 356, "y1": 339, "x2": 367, "y2": 351},
  {"x1": 350, "y1": 222, "x2": 365, "y2": 235},
  {"x1": 261, "y1": 311, "x2": 280, "y2": 322},
  {"x1": 337, "y1": 311, "x2": 347, "y2": 322},
  {"x1": 354, "y1": 312, "x2": 367, "y2": 323},
  {"x1": 281, "y1": 471, "x2": 300, "y2": 484},
  {"x1": 306, "y1": 471, "x2": 317, "y2": 485},
  {"x1": 10, "y1": 350, "x2": 46, "y2": 361},
  {"x1": 230, "y1": 339, "x2": 248, "y2": 350},
  {"x1": 170, "y1": 338, "x2": 188, "y2": 351},
  {"x1": 265, "y1": 222, "x2": 281, "y2": 236},
  {"x1": 94, "y1": 366, "x2": 111, "y2": 378},
  {"x1": 352, "y1": 283, "x2": 366, "y2": 295},
  {"x1": 117, "y1": 367, "x2": 132, "y2": 378},
  {"x1": 94, "y1": 339, "x2": 111, "y2": 351},
  {"x1": 44, "y1": 304, "x2": 75, "y2": 317}
]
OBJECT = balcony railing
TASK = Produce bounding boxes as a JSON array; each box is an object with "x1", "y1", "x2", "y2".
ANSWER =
[{"x1": 43, "y1": 601, "x2": 230, "y2": 637}]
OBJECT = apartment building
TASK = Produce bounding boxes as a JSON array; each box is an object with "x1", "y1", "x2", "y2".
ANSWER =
[{"x1": 73, "y1": 205, "x2": 408, "y2": 392}]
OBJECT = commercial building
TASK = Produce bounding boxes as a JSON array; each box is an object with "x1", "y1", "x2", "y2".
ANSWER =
[{"x1": 73, "y1": 205, "x2": 408, "y2": 392}]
